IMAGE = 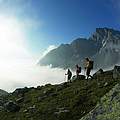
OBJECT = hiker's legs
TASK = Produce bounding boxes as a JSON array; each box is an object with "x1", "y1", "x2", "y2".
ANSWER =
[
  {"x1": 86, "y1": 69, "x2": 90, "y2": 79},
  {"x1": 88, "y1": 69, "x2": 93, "y2": 79},
  {"x1": 86, "y1": 68, "x2": 91, "y2": 79},
  {"x1": 89, "y1": 69, "x2": 93, "y2": 78},
  {"x1": 77, "y1": 72, "x2": 79, "y2": 76},
  {"x1": 76, "y1": 70, "x2": 79, "y2": 77},
  {"x1": 68, "y1": 75, "x2": 71, "y2": 82}
]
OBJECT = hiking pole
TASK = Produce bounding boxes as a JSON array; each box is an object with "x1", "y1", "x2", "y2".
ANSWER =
[
  {"x1": 84, "y1": 68, "x2": 86, "y2": 79},
  {"x1": 84, "y1": 68, "x2": 86, "y2": 76}
]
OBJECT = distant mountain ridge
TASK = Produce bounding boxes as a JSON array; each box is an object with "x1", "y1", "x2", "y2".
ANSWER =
[{"x1": 39, "y1": 28, "x2": 120, "y2": 69}]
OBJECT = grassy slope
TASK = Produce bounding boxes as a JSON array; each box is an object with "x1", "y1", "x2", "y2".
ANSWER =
[{"x1": 0, "y1": 70, "x2": 119, "y2": 120}]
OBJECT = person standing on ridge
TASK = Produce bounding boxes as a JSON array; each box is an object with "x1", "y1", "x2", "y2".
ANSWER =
[
  {"x1": 84, "y1": 58, "x2": 94, "y2": 79},
  {"x1": 76, "y1": 64, "x2": 81, "y2": 77},
  {"x1": 65, "y1": 69, "x2": 72, "y2": 82}
]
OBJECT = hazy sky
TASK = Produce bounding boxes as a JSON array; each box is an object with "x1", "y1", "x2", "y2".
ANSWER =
[
  {"x1": 0, "y1": 0, "x2": 119, "y2": 55},
  {"x1": 0, "y1": 0, "x2": 119, "y2": 92}
]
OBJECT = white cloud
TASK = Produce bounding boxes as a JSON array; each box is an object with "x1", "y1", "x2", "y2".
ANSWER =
[
  {"x1": 0, "y1": 64, "x2": 96, "y2": 92},
  {"x1": 0, "y1": 14, "x2": 62, "y2": 93},
  {"x1": 0, "y1": 64, "x2": 68, "y2": 92},
  {"x1": 0, "y1": 1, "x2": 66, "y2": 93},
  {"x1": 0, "y1": 0, "x2": 43, "y2": 30},
  {"x1": 0, "y1": 15, "x2": 30, "y2": 59},
  {"x1": 0, "y1": 15, "x2": 35, "y2": 91}
]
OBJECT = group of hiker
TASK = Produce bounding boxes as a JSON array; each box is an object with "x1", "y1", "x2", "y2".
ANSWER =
[{"x1": 65, "y1": 58, "x2": 94, "y2": 81}]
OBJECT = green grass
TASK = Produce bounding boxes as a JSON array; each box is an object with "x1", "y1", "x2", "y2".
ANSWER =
[{"x1": 0, "y1": 71, "x2": 119, "y2": 120}]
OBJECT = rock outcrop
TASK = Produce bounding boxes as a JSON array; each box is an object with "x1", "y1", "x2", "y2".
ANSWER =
[
  {"x1": 80, "y1": 83, "x2": 120, "y2": 120},
  {"x1": 0, "y1": 89, "x2": 8, "y2": 96},
  {"x1": 4, "y1": 101, "x2": 20, "y2": 112}
]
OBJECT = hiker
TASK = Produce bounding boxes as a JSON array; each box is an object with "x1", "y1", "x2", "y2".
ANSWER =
[
  {"x1": 76, "y1": 64, "x2": 81, "y2": 77},
  {"x1": 84, "y1": 58, "x2": 94, "y2": 79},
  {"x1": 65, "y1": 69, "x2": 72, "y2": 82}
]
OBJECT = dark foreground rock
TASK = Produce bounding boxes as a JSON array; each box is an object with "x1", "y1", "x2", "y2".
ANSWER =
[
  {"x1": 0, "y1": 89, "x2": 8, "y2": 96},
  {"x1": 4, "y1": 101, "x2": 20, "y2": 112},
  {"x1": 72, "y1": 75, "x2": 86, "y2": 81},
  {"x1": 113, "y1": 65, "x2": 120, "y2": 79},
  {"x1": 93, "y1": 69, "x2": 104, "y2": 78}
]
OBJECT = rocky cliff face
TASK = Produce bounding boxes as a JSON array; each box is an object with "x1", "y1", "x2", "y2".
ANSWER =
[
  {"x1": 39, "y1": 38, "x2": 98, "y2": 68},
  {"x1": 39, "y1": 28, "x2": 120, "y2": 69},
  {"x1": 92, "y1": 28, "x2": 120, "y2": 68}
]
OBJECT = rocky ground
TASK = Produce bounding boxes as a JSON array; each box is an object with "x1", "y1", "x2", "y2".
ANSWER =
[
  {"x1": 80, "y1": 83, "x2": 120, "y2": 120},
  {"x1": 0, "y1": 66, "x2": 120, "y2": 120}
]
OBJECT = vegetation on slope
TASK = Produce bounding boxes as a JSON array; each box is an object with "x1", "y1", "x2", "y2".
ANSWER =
[{"x1": 0, "y1": 70, "x2": 119, "y2": 120}]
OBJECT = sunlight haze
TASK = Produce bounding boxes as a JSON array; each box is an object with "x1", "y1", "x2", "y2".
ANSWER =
[{"x1": 0, "y1": 0, "x2": 119, "y2": 92}]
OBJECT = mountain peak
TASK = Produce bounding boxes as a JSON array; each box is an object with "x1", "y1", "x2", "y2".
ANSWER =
[
  {"x1": 89, "y1": 27, "x2": 120, "y2": 44},
  {"x1": 96, "y1": 27, "x2": 114, "y2": 32},
  {"x1": 95, "y1": 27, "x2": 120, "y2": 36},
  {"x1": 70, "y1": 38, "x2": 87, "y2": 45},
  {"x1": 39, "y1": 27, "x2": 120, "y2": 69}
]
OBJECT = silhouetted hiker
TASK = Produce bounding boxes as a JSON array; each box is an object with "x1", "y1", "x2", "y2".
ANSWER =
[
  {"x1": 76, "y1": 64, "x2": 81, "y2": 77},
  {"x1": 65, "y1": 69, "x2": 72, "y2": 82},
  {"x1": 84, "y1": 58, "x2": 94, "y2": 79}
]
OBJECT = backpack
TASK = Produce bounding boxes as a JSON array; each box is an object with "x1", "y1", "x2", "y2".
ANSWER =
[{"x1": 89, "y1": 60, "x2": 94, "y2": 69}]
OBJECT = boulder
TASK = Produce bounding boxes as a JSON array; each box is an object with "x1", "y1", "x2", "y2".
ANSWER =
[
  {"x1": 4, "y1": 101, "x2": 20, "y2": 112},
  {"x1": 13, "y1": 87, "x2": 29, "y2": 97},
  {"x1": 54, "y1": 107, "x2": 70, "y2": 115},
  {"x1": 56, "y1": 85, "x2": 65, "y2": 92},
  {"x1": 23, "y1": 105, "x2": 36, "y2": 114},
  {"x1": 0, "y1": 89, "x2": 8, "y2": 96},
  {"x1": 23, "y1": 109, "x2": 28, "y2": 113},
  {"x1": 0, "y1": 106, "x2": 4, "y2": 111},
  {"x1": 104, "y1": 82, "x2": 108, "y2": 87},
  {"x1": 113, "y1": 65, "x2": 120, "y2": 79},
  {"x1": 37, "y1": 95, "x2": 47, "y2": 102},
  {"x1": 36, "y1": 86, "x2": 42, "y2": 90},
  {"x1": 72, "y1": 75, "x2": 85, "y2": 81},
  {"x1": 16, "y1": 97, "x2": 24, "y2": 103},
  {"x1": 27, "y1": 105, "x2": 36, "y2": 113},
  {"x1": 43, "y1": 87, "x2": 54, "y2": 95},
  {"x1": 93, "y1": 69, "x2": 104, "y2": 78},
  {"x1": 59, "y1": 82, "x2": 70, "y2": 89},
  {"x1": 0, "y1": 99, "x2": 5, "y2": 106}
]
